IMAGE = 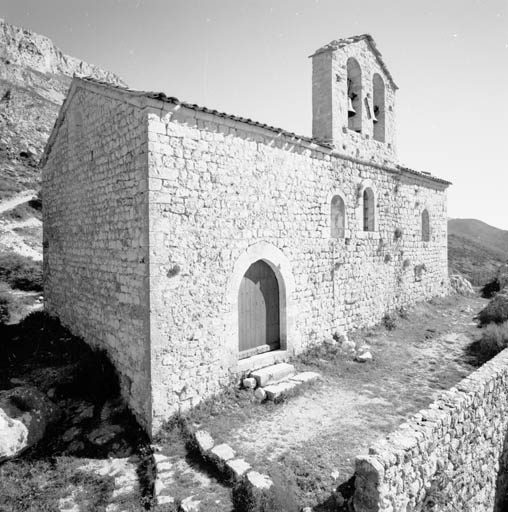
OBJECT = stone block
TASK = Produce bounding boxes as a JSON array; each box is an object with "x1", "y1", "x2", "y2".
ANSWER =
[
  {"x1": 250, "y1": 363, "x2": 295, "y2": 387},
  {"x1": 210, "y1": 443, "x2": 235, "y2": 463},
  {"x1": 254, "y1": 388, "x2": 267, "y2": 402},
  {"x1": 290, "y1": 371, "x2": 321, "y2": 384},
  {"x1": 245, "y1": 471, "x2": 273, "y2": 491},
  {"x1": 264, "y1": 380, "x2": 299, "y2": 401},
  {"x1": 194, "y1": 430, "x2": 214, "y2": 453},
  {"x1": 226, "y1": 458, "x2": 251, "y2": 479},
  {"x1": 242, "y1": 377, "x2": 257, "y2": 389}
]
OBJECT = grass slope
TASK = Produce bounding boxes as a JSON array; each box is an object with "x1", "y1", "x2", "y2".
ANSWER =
[{"x1": 448, "y1": 218, "x2": 508, "y2": 285}]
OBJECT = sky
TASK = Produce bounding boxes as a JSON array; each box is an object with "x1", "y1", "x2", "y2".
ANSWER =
[{"x1": 2, "y1": 0, "x2": 507, "y2": 229}]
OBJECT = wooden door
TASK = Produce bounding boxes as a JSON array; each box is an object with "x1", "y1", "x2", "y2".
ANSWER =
[{"x1": 238, "y1": 260, "x2": 280, "y2": 358}]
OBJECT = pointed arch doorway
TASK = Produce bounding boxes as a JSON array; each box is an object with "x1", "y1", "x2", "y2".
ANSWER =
[{"x1": 238, "y1": 260, "x2": 281, "y2": 358}]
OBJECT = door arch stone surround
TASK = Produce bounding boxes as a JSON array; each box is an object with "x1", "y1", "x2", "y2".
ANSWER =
[{"x1": 224, "y1": 242, "x2": 299, "y2": 370}]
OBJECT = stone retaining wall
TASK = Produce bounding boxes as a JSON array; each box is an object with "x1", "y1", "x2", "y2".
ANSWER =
[{"x1": 354, "y1": 348, "x2": 508, "y2": 512}]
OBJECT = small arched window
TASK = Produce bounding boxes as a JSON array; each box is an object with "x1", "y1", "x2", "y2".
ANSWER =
[
  {"x1": 347, "y1": 58, "x2": 362, "y2": 133},
  {"x1": 372, "y1": 73, "x2": 385, "y2": 142},
  {"x1": 422, "y1": 209, "x2": 430, "y2": 242},
  {"x1": 363, "y1": 188, "x2": 375, "y2": 231},
  {"x1": 331, "y1": 195, "x2": 345, "y2": 238}
]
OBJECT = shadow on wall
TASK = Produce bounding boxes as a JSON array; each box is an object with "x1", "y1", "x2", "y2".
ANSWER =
[{"x1": 495, "y1": 426, "x2": 508, "y2": 511}]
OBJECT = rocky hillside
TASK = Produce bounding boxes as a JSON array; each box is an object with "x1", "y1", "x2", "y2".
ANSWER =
[
  {"x1": 448, "y1": 218, "x2": 508, "y2": 285},
  {"x1": 0, "y1": 18, "x2": 124, "y2": 199}
]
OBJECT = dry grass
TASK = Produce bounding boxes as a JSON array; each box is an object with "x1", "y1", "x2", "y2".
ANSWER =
[
  {"x1": 186, "y1": 294, "x2": 486, "y2": 511},
  {"x1": 476, "y1": 293, "x2": 508, "y2": 326},
  {"x1": 466, "y1": 322, "x2": 508, "y2": 366},
  {"x1": 0, "y1": 251, "x2": 42, "y2": 292}
]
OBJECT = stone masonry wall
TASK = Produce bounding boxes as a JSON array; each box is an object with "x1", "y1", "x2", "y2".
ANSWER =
[
  {"x1": 146, "y1": 103, "x2": 448, "y2": 431},
  {"x1": 354, "y1": 348, "x2": 508, "y2": 512},
  {"x1": 42, "y1": 86, "x2": 151, "y2": 430},
  {"x1": 312, "y1": 38, "x2": 397, "y2": 164}
]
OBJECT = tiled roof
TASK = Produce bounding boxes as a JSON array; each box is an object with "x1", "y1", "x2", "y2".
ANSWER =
[
  {"x1": 310, "y1": 34, "x2": 398, "y2": 90},
  {"x1": 78, "y1": 76, "x2": 333, "y2": 148},
  {"x1": 41, "y1": 76, "x2": 450, "y2": 186}
]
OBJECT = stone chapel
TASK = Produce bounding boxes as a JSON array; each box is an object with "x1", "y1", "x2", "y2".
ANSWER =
[{"x1": 41, "y1": 34, "x2": 450, "y2": 434}]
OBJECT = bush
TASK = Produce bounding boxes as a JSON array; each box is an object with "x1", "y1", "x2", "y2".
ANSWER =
[
  {"x1": 0, "y1": 291, "x2": 10, "y2": 324},
  {"x1": 0, "y1": 252, "x2": 42, "y2": 291},
  {"x1": 382, "y1": 312, "x2": 397, "y2": 331},
  {"x1": 481, "y1": 278, "x2": 500, "y2": 299},
  {"x1": 466, "y1": 322, "x2": 508, "y2": 365},
  {"x1": 28, "y1": 192, "x2": 42, "y2": 211},
  {"x1": 477, "y1": 293, "x2": 508, "y2": 326}
]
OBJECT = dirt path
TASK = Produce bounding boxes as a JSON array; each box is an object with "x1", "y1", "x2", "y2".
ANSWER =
[
  {"x1": 0, "y1": 190, "x2": 37, "y2": 214},
  {"x1": 197, "y1": 294, "x2": 486, "y2": 508},
  {"x1": 0, "y1": 194, "x2": 42, "y2": 260}
]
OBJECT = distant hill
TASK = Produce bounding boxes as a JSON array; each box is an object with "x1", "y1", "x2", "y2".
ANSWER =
[
  {"x1": 448, "y1": 218, "x2": 508, "y2": 285},
  {"x1": 0, "y1": 18, "x2": 124, "y2": 200}
]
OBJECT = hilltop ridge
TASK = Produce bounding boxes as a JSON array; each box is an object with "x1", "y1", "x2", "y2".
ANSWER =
[
  {"x1": 448, "y1": 218, "x2": 508, "y2": 285},
  {"x1": 0, "y1": 18, "x2": 124, "y2": 199}
]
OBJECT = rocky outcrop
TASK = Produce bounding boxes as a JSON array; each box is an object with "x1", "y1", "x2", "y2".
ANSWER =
[
  {"x1": 0, "y1": 18, "x2": 124, "y2": 199},
  {"x1": 0, "y1": 386, "x2": 60, "y2": 462},
  {"x1": 0, "y1": 18, "x2": 124, "y2": 84}
]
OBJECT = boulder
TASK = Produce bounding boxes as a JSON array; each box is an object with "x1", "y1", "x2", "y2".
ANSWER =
[
  {"x1": 0, "y1": 386, "x2": 60, "y2": 462},
  {"x1": 355, "y1": 351, "x2": 373, "y2": 362},
  {"x1": 449, "y1": 274, "x2": 475, "y2": 296}
]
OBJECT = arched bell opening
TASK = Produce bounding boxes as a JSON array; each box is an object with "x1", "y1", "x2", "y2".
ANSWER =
[{"x1": 347, "y1": 58, "x2": 362, "y2": 133}]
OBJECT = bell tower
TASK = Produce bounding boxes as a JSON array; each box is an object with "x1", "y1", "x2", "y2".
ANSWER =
[{"x1": 310, "y1": 34, "x2": 398, "y2": 164}]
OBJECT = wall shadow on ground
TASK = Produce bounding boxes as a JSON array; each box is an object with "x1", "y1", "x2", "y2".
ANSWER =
[{"x1": 494, "y1": 425, "x2": 508, "y2": 512}]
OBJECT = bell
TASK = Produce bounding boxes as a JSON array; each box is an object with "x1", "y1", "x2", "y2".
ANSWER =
[
  {"x1": 348, "y1": 97, "x2": 356, "y2": 118},
  {"x1": 373, "y1": 105, "x2": 379, "y2": 124}
]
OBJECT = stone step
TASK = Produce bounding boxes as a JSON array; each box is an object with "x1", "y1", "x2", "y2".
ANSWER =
[
  {"x1": 263, "y1": 371, "x2": 321, "y2": 401},
  {"x1": 250, "y1": 362, "x2": 295, "y2": 387}
]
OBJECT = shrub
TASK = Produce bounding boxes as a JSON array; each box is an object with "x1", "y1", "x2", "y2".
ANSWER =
[
  {"x1": 0, "y1": 291, "x2": 10, "y2": 324},
  {"x1": 382, "y1": 312, "x2": 397, "y2": 331},
  {"x1": 477, "y1": 293, "x2": 508, "y2": 326},
  {"x1": 0, "y1": 252, "x2": 42, "y2": 291},
  {"x1": 466, "y1": 322, "x2": 508, "y2": 365},
  {"x1": 481, "y1": 278, "x2": 500, "y2": 299},
  {"x1": 28, "y1": 193, "x2": 42, "y2": 211}
]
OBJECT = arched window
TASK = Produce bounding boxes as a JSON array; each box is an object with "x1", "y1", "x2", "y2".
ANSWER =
[
  {"x1": 330, "y1": 195, "x2": 345, "y2": 238},
  {"x1": 363, "y1": 188, "x2": 375, "y2": 231},
  {"x1": 347, "y1": 58, "x2": 362, "y2": 133},
  {"x1": 422, "y1": 209, "x2": 430, "y2": 242},
  {"x1": 372, "y1": 74, "x2": 385, "y2": 142}
]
